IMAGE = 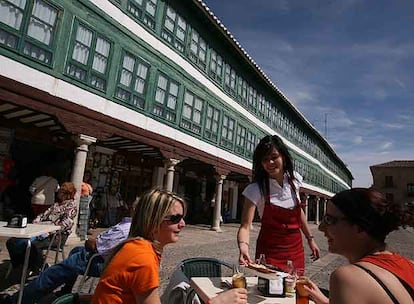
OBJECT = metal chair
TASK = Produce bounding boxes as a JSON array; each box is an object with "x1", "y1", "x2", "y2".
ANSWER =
[
  {"x1": 74, "y1": 253, "x2": 102, "y2": 294},
  {"x1": 42, "y1": 231, "x2": 69, "y2": 270},
  {"x1": 179, "y1": 257, "x2": 233, "y2": 279},
  {"x1": 52, "y1": 293, "x2": 92, "y2": 304},
  {"x1": 178, "y1": 257, "x2": 233, "y2": 304}
]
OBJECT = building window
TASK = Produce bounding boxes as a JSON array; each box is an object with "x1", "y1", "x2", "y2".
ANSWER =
[
  {"x1": 258, "y1": 94, "x2": 266, "y2": 119},
  {"x1": 235, "y1": 124, "x2": 246, "y2": 154},
  {"x1": 385, "y1": 176, "x2": 393, "y2": 187},
  {"x1": 181, "y1": 90, "x2": 203, "y2": 134},
  {"x1": 188, "y1": 29, "x2": 206, "y2": 70},
  {"x1": 407, "y1": 183, "x2": 414, "y2": 196},
  {"x1": 161, "y1": 5, "x2": 187, "y2": 52},
  {"x1": 208, "y1": 49, "x2": 223, "y2": 84},
  {"x1": 127, "y1": 0, "x2": 158, "y2": 30},
  {"x1": 224, "y1": 63, "x2": 236, "y2": 95},
  {"x1": 221, "y1": 114, "x2": 235, "y2": 149},
  {"x1": 65, "y1": 21, "x2": 111, "y2": 91},
  {"x1": 204, "y1": 104, "x2": 220, "y2": 142},
  {"x1": 115, "y1": 51, "x2": 149, "y2": 109},
  {"x1": 0, "y1": 0, "x2": 60, "y2": 65},
  {"x1": 246, "y1": 131, "x2": 256, "y2": 158},
  {"x1": 153, "y1": 73, "x2": 179, "y2": 122},
  {"x1": 247, "y1": 85, "x2": 257, "y2": 113},
  {"x1": 237, "y1": 77, "x2": 248, "y2": 106}
]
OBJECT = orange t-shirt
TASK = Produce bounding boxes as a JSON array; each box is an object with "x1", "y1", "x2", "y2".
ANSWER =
[
  {"x1": 92, "y1": 239, "x2": 161, "y2": 304},
  {"x1": 81, "y1": 182, "x2": 93, "y2": 196}
]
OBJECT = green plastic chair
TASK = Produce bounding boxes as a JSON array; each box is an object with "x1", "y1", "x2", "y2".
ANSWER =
[
  {"x1": 52, "y1": 293, "x2": 92, "y2": 304},
  {"x1": 179, "y1": 257, "x2": 233, "y2": 279}
]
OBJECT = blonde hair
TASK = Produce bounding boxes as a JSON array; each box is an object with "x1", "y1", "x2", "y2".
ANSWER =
[{"x1": 104, "y1": 188, "x2": 186, "y2": 267}]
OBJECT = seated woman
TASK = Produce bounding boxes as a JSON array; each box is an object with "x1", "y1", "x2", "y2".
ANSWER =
[
  {"x1": 6, "y1": 182, "x2": 77, "y2": 274},
  {"x1": 305, "y1": 188, "x2": 414, "y2": 304},
  {"x1": 92, "y1": 188, "x2": 247, "y2": 304}
]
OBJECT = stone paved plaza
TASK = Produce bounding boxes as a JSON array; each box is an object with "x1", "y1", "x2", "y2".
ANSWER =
[{"x1": 1, "y1": 222, "x2": 413, "y2": 295}]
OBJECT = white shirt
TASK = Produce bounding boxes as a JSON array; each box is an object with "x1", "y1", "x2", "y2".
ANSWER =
[
  {"x1": 242, "y1": 172, "x2": 302, "y2": 219},
  {"x1": 30, "y1": 176, "x2": 59, "y2": 205}
]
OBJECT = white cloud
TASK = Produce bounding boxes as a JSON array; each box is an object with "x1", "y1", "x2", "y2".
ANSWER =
[
  {"x1": 384, "y1": 123, "x2": 404, "y2": 129},
  {"x1": 352, "y1": 136, "x2": 363, "y2": 144},
  {"x1": 379, "y1": 142, "x2": 393, "y2": 150}
]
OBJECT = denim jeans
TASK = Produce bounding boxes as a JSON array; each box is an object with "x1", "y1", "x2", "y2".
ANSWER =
[{"x1": 19, "y1": 246, "x2": 103, "y2": 303}]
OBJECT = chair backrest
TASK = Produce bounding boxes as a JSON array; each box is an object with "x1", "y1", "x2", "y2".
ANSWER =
[
  {"x1": 51, "y1": 232, "x2": 69, "y2": 249},
  {"x1": 179, "y1": 257, "x2": 233, "y2": 279},
  {"x1": 52, "y1": 293, "x2": 75, "y2": 304},
  {"x1": 52, "y1": 293, "x2": 92, "y2": 304}
]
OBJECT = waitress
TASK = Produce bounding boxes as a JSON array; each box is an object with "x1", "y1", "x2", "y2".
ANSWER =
[{"x1": 237, "y1": 135, "x2": 320, "y2": 271}]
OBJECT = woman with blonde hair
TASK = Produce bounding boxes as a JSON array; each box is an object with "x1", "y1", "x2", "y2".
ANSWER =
[{"x1": 92, "y1": 188, "x2": 247, "y2": 304}]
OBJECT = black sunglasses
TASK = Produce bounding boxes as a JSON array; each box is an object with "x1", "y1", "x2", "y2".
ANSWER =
[
  {"x1": 321, "y1": 214, "x2": 347, "y2": 226},
  {"x1": 164, "y1": 214, "x2": 184, "y2": 224}
]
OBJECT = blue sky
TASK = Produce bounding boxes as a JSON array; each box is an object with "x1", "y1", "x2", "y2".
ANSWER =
[{"x1": 203, "y1": 0, "x2": 414, "y2": 187}]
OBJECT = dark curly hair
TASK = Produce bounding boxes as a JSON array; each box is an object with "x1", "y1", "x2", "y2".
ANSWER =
[
  {"x1": 331, "y1": 188, "x2": 411, "y2": 242},
  {"x1": 252, "y1": 135, "x2": 295, "y2": 196}
]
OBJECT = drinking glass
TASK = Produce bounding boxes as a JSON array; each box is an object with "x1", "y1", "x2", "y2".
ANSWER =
[
  {"x1": 295, "y1": 270, "x2": 310, "y2": 304},
  {"x1": 232, "y1": 264, "x2": 247, "y2": 288}
]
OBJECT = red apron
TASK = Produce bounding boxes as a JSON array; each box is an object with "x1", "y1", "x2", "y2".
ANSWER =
[{"x1": 255, "y1": 179, "x2": 304, "y2": 272}]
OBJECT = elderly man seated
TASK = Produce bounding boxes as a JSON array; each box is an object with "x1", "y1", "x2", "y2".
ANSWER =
[{"x1": 2, "y1": 216, "x2": 131, "y2": 303}]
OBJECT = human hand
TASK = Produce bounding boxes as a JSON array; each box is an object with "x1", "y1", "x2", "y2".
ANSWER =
[
  {"x1": 238, "y1": 244, "x2": 252, "y2": 265},
  {"x1": 303, "y1": 279, "x2": 329, "y2": 304},
  {"x1": 87, "y1": 228, "x2": 100, "y2": 239},
  {"x1": 308, "y1": 238, "x2": 320, "y2": 261},
  {"x1": 85, "y1": 236, "x2": 97, "y2": 253},
  {"x1": 210, "y1": 288, "x2": 248, "y2": 304}
]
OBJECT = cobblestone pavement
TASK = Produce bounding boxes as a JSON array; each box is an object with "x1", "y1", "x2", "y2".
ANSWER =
[{"x1": 1, "y1": 223, "x2": 413, "y2": 294}]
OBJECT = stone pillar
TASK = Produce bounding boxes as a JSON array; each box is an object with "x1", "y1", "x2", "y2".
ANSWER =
[
  {"x1": 70, "y1": 134, "x2": 96, "y2": 238},
  {"x1": 164, "y1": 158, "x2": 180, "y2": 192},
  {"x1": 152, "y1": 166, "x2": 165, "y2": 188},
  {"x1": 173, "y1": 169, "x2": 180, "y2": 192},
  {"x1": 211, "y1": 174, "x2": 226, "y2": 232},
  {"x1": 231, "y1": 182, "x2": 238, "y2": 220},
  {"x1": 200, "y1": 177, "x2": 207, "y2": 202},
  {"x1": 315, "y1": 197, "x2": 320, "y2": 225},
  {"x1": 304, "y1": 195, "x2": 309, "y2": 221}
]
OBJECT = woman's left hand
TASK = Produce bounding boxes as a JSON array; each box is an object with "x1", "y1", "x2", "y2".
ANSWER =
[
  {"x1": 308, "y1": 238, "x2": 320, "y2": 260},
  {"x1": 303, "y1": 279, "x2": 329, "y2": 304}
]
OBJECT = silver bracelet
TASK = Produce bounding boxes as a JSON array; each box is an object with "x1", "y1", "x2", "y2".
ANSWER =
[{"x1": 238, "y1": 241, "x2": 249, "y2": 247}]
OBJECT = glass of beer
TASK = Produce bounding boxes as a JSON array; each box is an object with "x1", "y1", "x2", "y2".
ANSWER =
[
  {"x1": 232, "y1": 272, "x2": 247, "y2": 288},
  {"x1": 295, "y1": 276, "x2": 310, "y2": 304}
]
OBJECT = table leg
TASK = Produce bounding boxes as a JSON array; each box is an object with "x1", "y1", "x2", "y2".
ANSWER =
[
  {"x1": 54, "y1": 231, "x2": 61, "y2": 264},
  {"x1": 17, "y1": 239, "x2": 31, "y2": 304}
]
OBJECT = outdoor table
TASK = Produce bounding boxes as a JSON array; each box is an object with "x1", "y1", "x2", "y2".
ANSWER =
[
  {"x1": 190, "y1": 276, "x2": 315, "y2": 304},
  {"x1": 0, "y1": 221, "x2": 62, "y2": 304}
]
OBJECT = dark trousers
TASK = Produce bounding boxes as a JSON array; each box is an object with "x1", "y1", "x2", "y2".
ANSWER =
[{"x1": 6, "y1": 237, "x2": 51, "y2": 271}]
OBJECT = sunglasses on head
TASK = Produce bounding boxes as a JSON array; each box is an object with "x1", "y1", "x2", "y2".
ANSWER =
[
  {"x1": 164, "y1": 214, "x2": 184, "y2": 224},
  {"x1": 321, "y1": 214, "x2": 347, "y2": 225}
]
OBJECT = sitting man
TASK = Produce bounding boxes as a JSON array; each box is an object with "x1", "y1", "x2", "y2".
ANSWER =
[{"x1": 4, "y1": 216, "x2": 131, "y2": 303}]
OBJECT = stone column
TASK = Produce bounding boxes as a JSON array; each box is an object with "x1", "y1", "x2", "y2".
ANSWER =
[
  {"x1": 211, "y1": 174, "x2": 226, "y2": 232},
  {"x1": 70, "y1": 134, "x2": 96, "y2": 238},
  {"x1": 315, "y1": 197, "x2": 321, "y2": 225},
  {"x1": 152, "y1": 166, "x2": 165, "y2": 188},
  {"x1": 164, "y1": 158, "x2": 180, "y2": 192},
  {"x1": 304, "y1": 195, "x2": 309, "y2": 221},
  {"x1": 200, "y1": 177, "x2": 207, "y2": 202},
  {"x1": 231, "y1": 182, "x2": 238, "y2": 220}
]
